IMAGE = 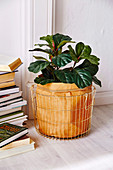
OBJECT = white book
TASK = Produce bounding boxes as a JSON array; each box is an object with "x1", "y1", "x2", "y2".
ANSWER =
[
  {"x1": 0, "y1": 140, "x2": 35, "y2": 159},
  {"x1": 0, "y1": 100, "x2": 27, "y2": 111},
  {"x1": 8, "y1": 118, "x2": 28, "y2": 127},
  {"x1": 0, "y1": 70, "x2": 18, "y2": 75},
  {"x1": 11, "y1": 120, "x2": 27, "y2": 127},
  {"x1": 0, "y1": 86, "x2": 19, "y2": 96},
  {"x1": 0, "y1": 115, "x2": 28, "y2": 125},
  {"x1": 0, "y1": 111, "x2": 24, "y2": 122},
  {"x1": 0, "y1": 97, "x2": 23, "y2": 107},
  {"x1": 0, "y1": 107, "x2": 21, "y2": 116},
  {"x1": 0, "y1": 91, "x2": 22, "y2": 103}
]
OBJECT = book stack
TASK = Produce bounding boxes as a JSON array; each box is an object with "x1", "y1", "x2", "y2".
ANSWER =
[
  {"x1": 0, "y1": 56, "x2": 35, "y2": 159},
  {"x1": 0, "y1": 123, "x2": 35, "y2": 159},
  {"x1": 0, "y1": 56, "x2": 27, "y2": 126}
]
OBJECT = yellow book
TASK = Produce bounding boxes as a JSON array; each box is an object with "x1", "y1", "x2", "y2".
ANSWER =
[
  {"x1": 0, "y1": 72, "x2": 15, "y2": 83},
  {"x1": 0, "y1": 81, "x2": 15, "y2": 89},
  {"x1": 0, "y1": 55, "x2": 22, "y2": 72}
]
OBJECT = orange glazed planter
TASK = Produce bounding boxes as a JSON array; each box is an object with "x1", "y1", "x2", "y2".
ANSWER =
[{"x1": 31, "y1": 83, "x2": 96, "y2": 139}]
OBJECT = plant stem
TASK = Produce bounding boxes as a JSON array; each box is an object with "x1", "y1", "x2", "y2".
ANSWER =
[{"x1": 73, "y1": 61, "x2": 76, "y2": 69}]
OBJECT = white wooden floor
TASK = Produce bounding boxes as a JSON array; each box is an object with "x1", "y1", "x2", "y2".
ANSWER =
[{"x1": 0, "y1": 104, "x2": 113, "y2": 170}]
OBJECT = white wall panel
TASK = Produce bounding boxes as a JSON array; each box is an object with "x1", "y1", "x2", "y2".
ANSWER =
[
  {"x1": 0, "y1": 0, "x2": 21, "y2": 87},
  {"x1": 0, "y1": 0, "x2": 113, "y2": 118},
  {"x1": 55, "y1": 0, "x2": 113, "y2": 93}
]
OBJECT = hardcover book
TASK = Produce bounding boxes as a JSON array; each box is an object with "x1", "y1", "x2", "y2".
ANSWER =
[
  {"x1": 0, "y1": 81, "x2": 15, "y2": 89},
  {"x1": 0, "y1": 70, "x2": 18, "y2": 75},
  {"x1": 0, "y1": 107, "x2": 21, "y2": 116},
  {"x1": 0, "y1": 115, "x2": 28, "y2": 126},
  {"x1": 0, "y1": 100, "x2": 27, "y2": 111},
  {"x1": 0, "y1": 86, "x2": 19, "y2": 96},
  {"x1": 0, "y1": 111, "x2": 24, "y2": 122},
  {"x1": 0, "y1": 139, "x2": 35, "y2": 159},
  {"x1": 0, "y1": 91, "x2": 22, "y2": 103},
  {"x1": 0, "y1": 97, "x2": 23, "y2": 107},
  {"x1": 0, "y1": 135, "x2": 30, "y2": 150},
  {"x1": 0, "y1": 123, "x2": 28, "y2": 147},
  {"x1": 0, "y1": 72, "x2": 15, "y2": 83}
]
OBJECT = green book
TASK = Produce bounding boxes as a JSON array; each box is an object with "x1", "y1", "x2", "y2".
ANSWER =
[{"x1": 0, "y1": 123, "x2": 28, "y2": 148}]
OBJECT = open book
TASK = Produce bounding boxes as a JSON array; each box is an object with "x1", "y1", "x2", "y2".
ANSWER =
[{"x1": 0, "y1": 55, "x2": 22, "y2": 72}]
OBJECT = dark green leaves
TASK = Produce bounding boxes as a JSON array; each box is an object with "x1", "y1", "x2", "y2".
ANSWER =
[
  {"x1": 28, "y1": 33, "x2": 101, "y2": 88},
  {"x1": 68, "y1": 45, "x2": 78, "y2": 62},
  {"x1": 92, "y1": 76, "x2": 102, "y2": 87},
  {"x1": 76, "y1": 42, "x2": 84, "y2": 57},
  {"x1": 28, "y1": 61, "x2": 49, "y2": 73},
  {"x1": 76, "y1": 43, "x2": 99, "y2": 65},
  {"x1": 54, "y1": 70, "x2": 74, "y2": 83},
  {"x1": 53, "y1": 33, "x2": 72, "y2": 50},
  {"x1": 75, "y1": 60, "x2": 101, "y2": 87},
  {"x1": 54, "y1": 69, "x2": 92, "y2": 88},
  {"x1": 40, "y1": 35, "x2": 53, "y2": 48},
  {"x1": 34, "y1": 44, "x2": 49, "y2": 47},
  {"x1": 69, "y1": 42, "x2": 100, "y2": 65},
  {"x1": 76, "y1": 59, "x2": 98, "y2": 76},
  {"x1": 52, "y1": 53, "x2": 72, "y2": 67},
  {"x1": 81, "y1": 45, "x2": 91, "y2": 57},
  {"x1": 33, "y1": 56, "x2": 49, "y2": 62},
  {"x1": 75, "y1": 43, "x2": 91, "y2": 58},
  {"x1": 73, "y1": 68, "x2": 92, "y2": 88},
  {"x1": 34, "y1": 77, "x2": 54, "y2": 85},
  {"x1": 29, "y1": 48, "x2": 54, "y2": 56},
  {"x1": 81, "y1": 55, "x2": 100, "y2": 65},
  {"x1": 42, "y1": 66, "x2": 55, "y2": 79},
  {"x1": 57, "y1": 40, "x2": 75, "y2": 49}
]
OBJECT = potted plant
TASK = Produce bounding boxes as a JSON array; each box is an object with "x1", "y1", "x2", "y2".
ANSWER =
[{"x1": 28, "y1": 33, "x2": 101, "y2": 139}]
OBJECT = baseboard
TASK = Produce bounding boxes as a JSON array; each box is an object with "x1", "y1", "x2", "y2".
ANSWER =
[{"x1": 95, "y1": 91, "x2": 113, "y2": 105}]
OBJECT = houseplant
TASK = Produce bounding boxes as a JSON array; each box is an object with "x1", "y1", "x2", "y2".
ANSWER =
[{"x1": 28, "y1": 33, "x2": 101, "y2": 139}]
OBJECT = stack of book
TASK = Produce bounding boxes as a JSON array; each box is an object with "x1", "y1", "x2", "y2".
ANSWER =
[
  {"x1": 0, "y1": 56, "x2": 35, "y2": 159},
  {"x1": 0, "y1": 123, "x2": 35, "y2": 159},
  {"x1": 0, "y1": 56, "x2": 27, "y2": 126}
]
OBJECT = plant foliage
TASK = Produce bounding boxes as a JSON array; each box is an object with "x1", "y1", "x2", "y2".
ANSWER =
[{"x1": 28, "y1": 33, "x2": 101, "y2": 88}]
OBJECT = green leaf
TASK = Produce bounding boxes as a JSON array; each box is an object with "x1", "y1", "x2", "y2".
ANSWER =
[
  {"x1": 53, "y1": 33, "x2": 72, "y2": 50},
  {"x1": 40, "y1": 35, "x2": 53, "y2": 48},
  {"x1": 34, "y1": 77, "x2": 54, "y2": 85},
  {"x1": 68, "y1": 45, "x2": 78, "y2": 62},
  {"x1": 42, "y1": 66, "x2": 55, "y2": 79},
  {"x1": 81, "y1": 45, "x2": 92, "y2": 57},
  {"x1": 76, "y1": 42, "x2": 84, "y2": 57},
  {"x1": 76, "y1": 59, "x2": 98, "y2": 76},
  {"x1": 54, "y1": 70, "x2": 74, "y2": 83},
  {"x1": 52, "y1": 53, "x2": 72, "y2": 67},
  {"x1": 34, "y1": 44, "x2": 49, "y2": 47},
  {"x1": 62, "y1": 50, "x2": 70, "y2": 54},
  {"x1": 33, "y1": 56, "x2": 49, "y2": 62},
  {"x1": 92, "y1": 76, "x2": 102, "y2": 87},
  {"x1": 73, "y1": 68, "x2": 92, "y2": 88},
  {"x1": 57, "y1": 40, "x2": 75, "y2": 49},
  {"x1": 81, "y1": 55, "x2": 100, "y2": 65},
  {"x1": 28, "y1": 61, "x2": 50, "y2": 73},
  {"x1": 29, "y1": 48, "x2": 54, "y2": 55}
]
